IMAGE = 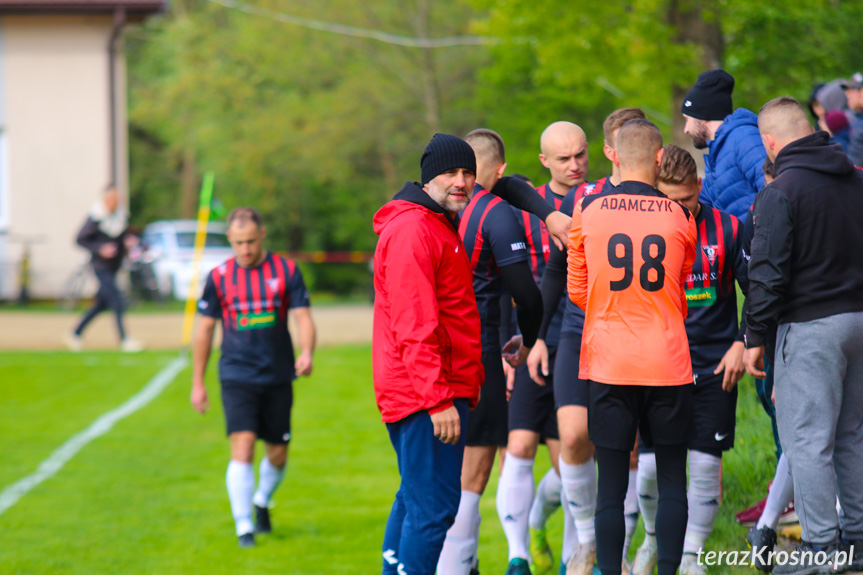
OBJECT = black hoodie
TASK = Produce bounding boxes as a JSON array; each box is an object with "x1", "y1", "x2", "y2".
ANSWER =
[{"x1": 746, "y1": 131, "x2": 863, "y2": 346}]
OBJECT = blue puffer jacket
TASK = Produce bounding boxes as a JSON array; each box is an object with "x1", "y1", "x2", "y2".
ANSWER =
[{"x1": 701, "y1": 108, "x2": 767, "y2": 221}]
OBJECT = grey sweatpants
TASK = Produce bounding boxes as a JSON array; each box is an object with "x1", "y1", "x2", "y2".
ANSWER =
[{"x1": 775, "y1": 311, "x2": 863, "y2": 544}]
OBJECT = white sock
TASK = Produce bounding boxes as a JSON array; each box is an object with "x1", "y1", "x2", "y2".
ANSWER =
[
  {"x1": 472, "y1": 512, "x2": 481, "y2": 569},
  {"x1": 437, "y1": 491, "x2": 481, "y2": 575},
  {"x1": 757, "y1": 453, "x2": 794, "y2": 530},
  {"x1": 226, "y1": 460, "x2": 255, "y2": 536},
  {"x1": 252, "y1": 456, "x2": 286, "y2": 508},
  {"x1": 559, "y1": 455, "x2": 596, "y2": 545},
  {"x1": 529, "y1": 467, "x2": 562, "y2": 530},
  {"x1": 496, "y1": 453, "x2": 535, "y2": 561},
  {"x1": 637, "y1": 452, "x2": 658, "y2": 543},
  {"x1": 683, "y1": 450, "x2": 722, "y2": 555},
  {"x1": 624, "y1": 468, "x2": 640, "y2": 557},
  {"x1": 561, "y1": 484, "x2": 579, "y2": 563}
]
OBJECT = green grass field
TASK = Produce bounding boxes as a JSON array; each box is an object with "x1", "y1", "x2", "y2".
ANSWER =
[{"x1": 0, "y1": 346, "x2": 778, "y2": 574}]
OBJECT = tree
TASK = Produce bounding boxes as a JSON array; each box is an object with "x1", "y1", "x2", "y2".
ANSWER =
[
  {"x1": 126, "y1": 0, "x2": 491, "y2": 254},
  {"x1": 470, "y1": 0, "x2": 863, "y2": 179}
]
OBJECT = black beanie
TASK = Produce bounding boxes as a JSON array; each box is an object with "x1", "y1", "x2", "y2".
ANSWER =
[
  {"x1": 420, "y1": 133, "x2": 477, "y2": 185},
  {"x1": 682, "y1": 69, "x2": 735, "y2": 121}
]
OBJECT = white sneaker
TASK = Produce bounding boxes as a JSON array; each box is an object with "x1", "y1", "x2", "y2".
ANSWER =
[
  {"x1": 64, "y1": 332, "x2": 83, "y2": 352},
  {"x1": 121, "y1": 338, "x2": 144, "y2": 353},
  {"x1": 566, "y1": 542, "x2": 596, "y2": 575},
  {"x1": 679, "y1": 553, "x2": 707, "y2": 575},
  {"x1": 630, "y1": 537, "x2": 658, "y2": 575}
]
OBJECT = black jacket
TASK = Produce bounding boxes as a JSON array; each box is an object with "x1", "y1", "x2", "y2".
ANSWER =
[
  {"x1": 745, "y1": 131, "x2": 863, "y2": 346},
  {"x1": 76, "y1": 217, "x2": 127, "y2": 272}
]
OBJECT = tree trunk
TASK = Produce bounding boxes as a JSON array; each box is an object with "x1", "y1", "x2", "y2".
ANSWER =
[
  {"x1": 415, "y1": 0, "x2": 441, "y2": 134},
  {"x1": 668, "y1": 0, "x2": 724, "y2": 167}
]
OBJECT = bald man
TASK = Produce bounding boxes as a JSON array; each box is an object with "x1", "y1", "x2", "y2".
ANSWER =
[
  {"x1": 526, "y1": 109, "x2": 647, "y2": 574},
  {"x1": 743, "y1": 97, "x2": 863, "y2": 575},
  {"x1": 539, "y1": 122, "x2": 590, "y2": 196},
  {"x1": 496, "y1": 121, "x2": 591, "y2": 574}
]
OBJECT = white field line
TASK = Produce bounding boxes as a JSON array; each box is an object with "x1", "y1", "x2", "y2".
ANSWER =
[{"x1": 0, "y1": 355, "x2": 188, "y2": 516}]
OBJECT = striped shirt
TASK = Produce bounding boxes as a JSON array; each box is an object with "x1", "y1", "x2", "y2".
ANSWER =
[
  {"x1": 684, "y1": 203, "x2": 748, "y2": 373},
  {"x1": 459, "y1": 185, "x2": 529, "y2": 352},
  {"x1": 198, "y1": 252, "x2": 310, "y2": 384}
]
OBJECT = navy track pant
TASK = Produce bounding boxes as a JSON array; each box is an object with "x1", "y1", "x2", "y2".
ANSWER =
[{"x1": 382, "y1": 399, "x2": 468, "y2": 575}]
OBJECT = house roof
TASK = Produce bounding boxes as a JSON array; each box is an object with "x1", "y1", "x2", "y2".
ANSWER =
[{"x1": 0, "y1": 0, "x2": 166, "y2": 16}]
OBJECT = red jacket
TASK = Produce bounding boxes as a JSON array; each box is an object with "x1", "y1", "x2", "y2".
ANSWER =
[{"x1": 372, "y1": 182, "x2": 484, "y2": 423}]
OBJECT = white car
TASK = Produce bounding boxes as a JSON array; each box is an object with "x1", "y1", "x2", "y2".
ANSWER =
[{"x1": 141, "y1": 220, "x2": 234, "y2": 301}]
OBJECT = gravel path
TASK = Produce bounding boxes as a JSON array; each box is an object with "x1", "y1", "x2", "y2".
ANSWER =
[{"x1": 0, "y1": 305, "x2": 373, "y2": 351}]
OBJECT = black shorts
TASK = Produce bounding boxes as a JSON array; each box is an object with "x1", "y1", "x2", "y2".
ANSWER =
[
  {"x1": 467, "y1": 351, "x2": 509, "y2": 447},
  {"x1": 509, "y1": 347, "x2": 558, "y2": 440},
  {"x1": 553, "y1": 332, "x2": 590, "y2": 408},
  {"x1": 690, "y1": 371, "x2": 737, "y2": 452},
  {"x1": 221, "y1": 381, "x2": 294, "y2": 444},
  {"x1": 588, "y1": 381, "x2": 693, "y2": 452}
]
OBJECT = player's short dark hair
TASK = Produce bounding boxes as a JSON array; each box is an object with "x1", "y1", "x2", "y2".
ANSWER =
[
  {"x1": 603, "y1": 108, "x2": 647, "y2": 148},
  {"x1": 465, "y1": 128, "x2": 506, "y2": 165},
  {"x1": 616, "y1": 119, "x2": 663, "y2": 169},
  {"x1": 227, "y1": 207, "x2": 262, "y2": 229},
  {"x1": 762, "y1": 157, "x2": 777, "y2": 179},
  {"x1": 658, "y1": 145, "x2": 698, "y2": 186}
]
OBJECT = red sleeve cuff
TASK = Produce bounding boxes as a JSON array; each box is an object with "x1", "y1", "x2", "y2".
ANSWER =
[{"x1": 427, "y1": 400, "x2": 454, "y2": 416}]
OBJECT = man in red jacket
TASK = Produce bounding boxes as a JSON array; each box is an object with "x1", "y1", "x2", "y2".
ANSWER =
[{"x1": 373, "y1": 133, "x2": 485, "y2": 575}]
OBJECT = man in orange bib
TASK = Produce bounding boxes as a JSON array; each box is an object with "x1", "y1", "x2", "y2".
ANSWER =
[{"x1": 567, "y1": 118, "x2": 697, "y2": 575}]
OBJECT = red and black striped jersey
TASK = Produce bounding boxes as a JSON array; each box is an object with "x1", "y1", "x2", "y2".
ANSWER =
[
  {"x1": 519, "y1": 178, "x2": 610, "y2": 345},
  {"x1": 459, "y1": 185, "x2": 530, "y2": 351},
  {"x1": 198, "y1": 252, "x2": 310, "y2": 385},
  {"x1": 517, "y1": 183, "x2": 565, "y2": 283},
  {"x1": 684, "y1": 203, "x2": 748, "y2": 373}
]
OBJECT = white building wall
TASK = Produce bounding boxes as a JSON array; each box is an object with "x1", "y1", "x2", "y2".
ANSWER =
[{"x1": 0, "y1": 14, "x2": 128, "y2": 299}]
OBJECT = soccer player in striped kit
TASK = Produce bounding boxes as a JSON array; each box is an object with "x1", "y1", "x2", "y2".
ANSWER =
[
  {"x1": 191, "y1": 207, "x2": 316, "y2": 547},
  {"x1": 630, "y1": 145, "x2": 749, "y2": 575},
  {"x1": 497, "y1": 121, "x2": 589, "y2": 575},
  {"x1": 527, "y1": 108, "x2": 646, "y2": 575}
]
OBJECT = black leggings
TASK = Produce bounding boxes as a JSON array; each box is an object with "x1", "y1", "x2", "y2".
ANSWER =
[
  {"x1": 75, "y1": 268, "x2": 126, "y2": 340},
  {"x1": 595, "y1": 444, "x2": 688, "y2": 575}
]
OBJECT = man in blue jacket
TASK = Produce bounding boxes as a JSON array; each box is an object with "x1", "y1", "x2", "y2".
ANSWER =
[{"x1": 681, "y1": 69, "x2": 767, "y2": 221}]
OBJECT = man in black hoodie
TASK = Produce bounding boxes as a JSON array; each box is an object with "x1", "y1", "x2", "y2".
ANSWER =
[
  {"x1": 744, "y1": 97, "x2": 863, "y2": 575},
  {"x1": 67, "y1": 185, "x2": 143, "y2": 352}
]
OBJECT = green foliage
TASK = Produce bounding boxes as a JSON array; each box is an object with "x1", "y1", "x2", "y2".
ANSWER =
[
  {"x1": 470, "y1": 0, "x2": 862, "y2": 179},
  {"x1": 127, "y1": 1, "x2": 490, "y2": 252},
  {"x1": 721, "y1": 0, "x2": 863, "y2": 108},
  {"x1": 126, "y1": 0, "x2": 862, "y2": 263}
]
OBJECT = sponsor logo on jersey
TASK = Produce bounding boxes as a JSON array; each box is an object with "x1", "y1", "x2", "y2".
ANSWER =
[
  {"x1": 511, "y1": 241, "x2": 527, "y2": 251},
  {"x1": 237, "y1": 311, "x2": 277, "y2": 330},
  {"x1": 685, "y1": 286, "x2": 717, "y2": 307},
  {"x1": 701, "y1": 244, "x2": 720, "y2": 266}
]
